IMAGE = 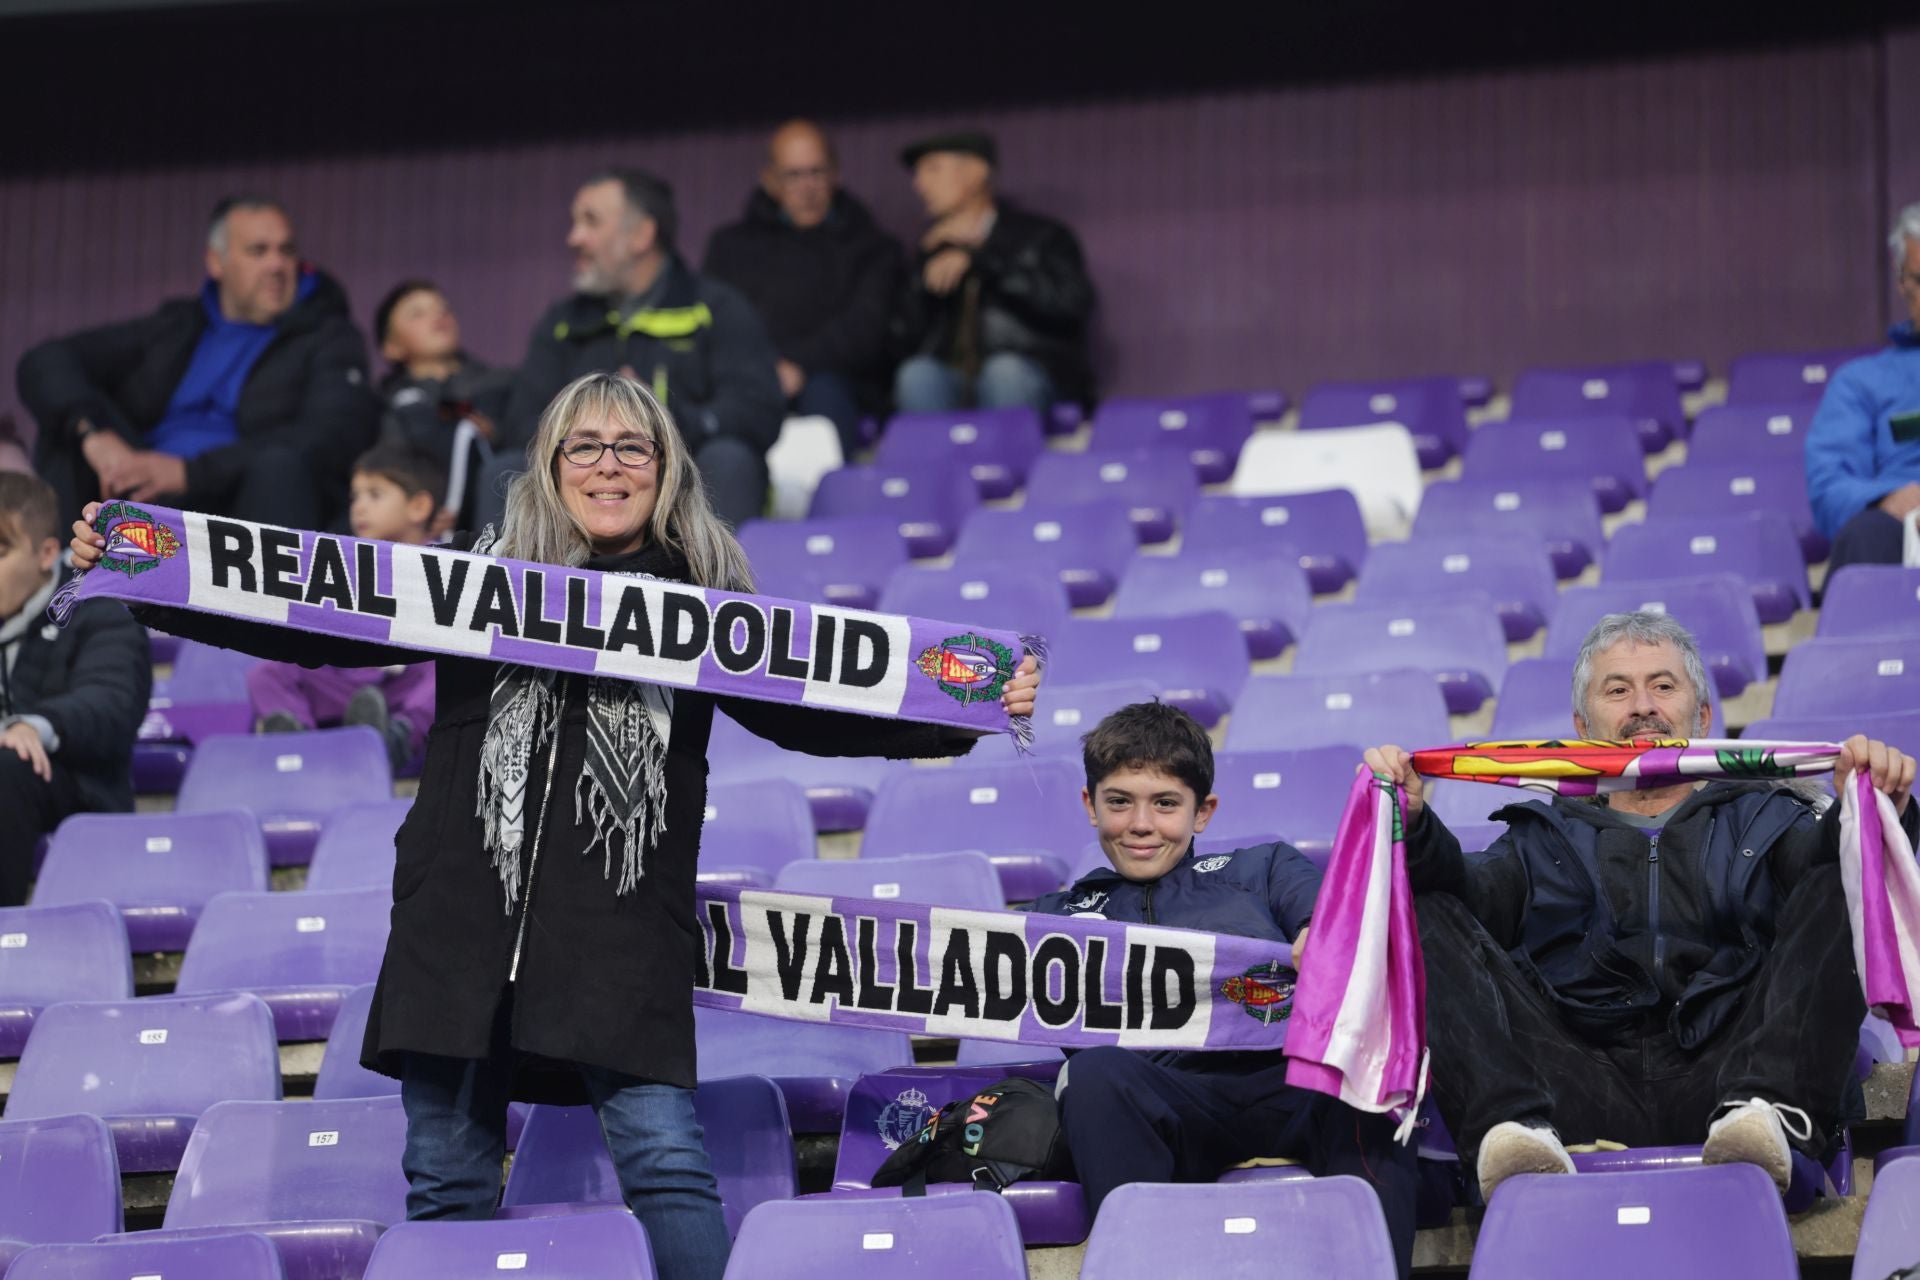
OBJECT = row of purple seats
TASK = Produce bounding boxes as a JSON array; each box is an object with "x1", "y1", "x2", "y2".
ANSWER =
[
  {"x1": 1726, "y1": 345, "x2": 1875, "y2": 405},
  {"x1": 1775, "y1": 635, "x2": 1920, "y2": 720},
  {"x1": 1298, "y1": 375, "x2": 1471, "y2": 468},
  {"x1": 1088, "y1": 394, "x2": 1260, "y2": 482},
  {"x1": 1819, "y1": 565, "x2": 1920, "y2": 640},
  {"x1": 1646, "y1": 458, "x2": 1827, "y2": 563},
  {"x1": 1510, "y1": 361, "x2": 1687, "y2": 451}
]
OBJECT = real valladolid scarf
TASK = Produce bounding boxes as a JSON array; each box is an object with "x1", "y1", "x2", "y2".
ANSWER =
[{"x1": 1285, "y1": 738, "x2": 1920, "y2": 1145}]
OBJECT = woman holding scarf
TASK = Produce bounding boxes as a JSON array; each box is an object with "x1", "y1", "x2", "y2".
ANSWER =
[{"x1": 70, "y1": 372, "x2": 1040, "y2": 1280}]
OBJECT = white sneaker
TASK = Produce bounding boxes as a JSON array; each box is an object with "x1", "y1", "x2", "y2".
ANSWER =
[
  {"x1": 1477, "y1": 1120, "x2": 1576, "y2": 1202},
  {"x1": 1702, "y1": 1097, "x2": 1812, "y2": 1190}
]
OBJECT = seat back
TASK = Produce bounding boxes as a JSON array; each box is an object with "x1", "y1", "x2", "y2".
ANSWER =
[
  {"x1": 949, "y1": 501, "x2": 1138, "y2": 606},
  {"x1": 1851, "y1": 1150, "x2": 1920, "y2": 1280},
  {"x1": 1510, "y1": 362, "x2": 1684, "y2": 447},
  {"x1": 1543, "y1": 575, "x2": 1766, "y2": 700},
  {"x1": 1025, "y1": 447, "x2": 1198, "y2": 540},
  {"x1": 831, "y1": 1066, "x2": 1057, "y2": 1188},
  {"x1": 1080, "y1": 1177, "x2": 1398, "y2": 1279},
  {"x1": 1647, "y1": 459, "x2": 1824, "y2": 559},
  {"x1": 1774, "y1": 637, "x2": 1920, "y2": 720},
  {"x1": 1111, "y1": 545, "x2": 1312, "y2": 658},
  {"x1": 163, "y1": 1094, "x2": 409, "y2": 1229},
  {"x1": 5, "y1": 1233, "x2": 285, "y2": 1280},
  {"x1": 1293, "y1": 597, "x2": 1508, "y2": 714},
  {"x1": 738, "y1": 515, "x2": 909, "y2": 609},
  {"x1": 878, "y1": 562, "x2": 1070, "y2": 640},
  {"x1": 1183, "y1": 489, "x2": 1369, "y2": 593},
  {"x1": 0, "y1": 900, "x2": 133, "y2": 1032},
  {"x1": 1048, "y1": 612, "x2": 1250, "y2": 725},
  {"x1": 1725, "y1": 347, "x2": 1875, "y2": 405},
  {"x1": 368, "y1": 1211, "x2": 655, "y2": 1278},
  {"x1": 807, "y1": 461, "x2": 980, "y2": 557},
  {"x1": 1297, "y1": 376, "x2": 1470, "y2": 465},
  {"x1": 1210, "y1": 747, "x2": 1363, "y2": 859},
  {"x1": 725, "y1": 1193, "x2": 1026, "y2": 1280},
  {"x1": 1412, "y1": 476, "x2": 1605, "y2": 578},
  {"x1": 1461, "y1": 416, "x2": 1647, "y2": 513},
  {"x1": 874, "y1": 407, "x2": 1046, "y2": 498},
  {"x1": 1224, "y1": 671, "x2": 1450, "y2": 753},
  {"x1": 1090, "y1": 395, "x2": 1255, "y2": 482},
  {"x1": 175, "y1": 887, "x2": 391, "y2": 1005},
  {"x1": 176, "y1": 726, "x2": 393, "y2": 865},
  {"x1": 0, "y1": 1113, "x2": 123, "y2": 1248},
  {"x1": 1819, "y1": 565, "x2": 1920, "y2": 640},
  {"x1": 306, "y1": 798, "x2": 414, "y2": 891},
  {"x1": 698, "y1": 777, "x2": 817, "y2": 879},
  {"x1": 1685, "y1": 403, "x2": 1813, "y2": 466},
  {"x1": 1354, "y1": 534, "x2": 1559, "y2": 640},
  {"x1": 1602, "y1": 513, "x2": 1809, "y2": 623},
  {"x1": 969, "y1": 679, "x2": 1159, "y2": 761},
  {"x1": 313, "y1": 983, "x2": 395, "y2": 1100},
  {"x1": 35, "y1": 811, "x2": 268, "y2": 951},
  {"x1": 862, "y1": 758, "x2": 1089, "y2": 865},
  {"x1": 1229, "y1": 422, "x2": 1422, "y2": 539},
  {"x1": 775, "y1": 851, "x2": 1006, "y2": 910}
]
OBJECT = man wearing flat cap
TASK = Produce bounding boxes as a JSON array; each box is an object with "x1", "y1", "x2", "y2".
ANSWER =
[{"x1": 891, "y1": 130, "x2": 1095, "y2": 417}]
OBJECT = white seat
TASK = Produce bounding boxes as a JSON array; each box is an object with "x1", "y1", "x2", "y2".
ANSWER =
[
  {"x1": 1229, "y1": 422, "x2": 1423, "y2": 539},
  {"x1": 765, "y1": 415, "x2": 844, "y2": 520}
]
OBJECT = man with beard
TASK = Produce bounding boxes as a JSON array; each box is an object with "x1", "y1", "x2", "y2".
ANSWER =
[{"x1": 1365, "y1": 612, "x2": 1916, "y2": 1205}]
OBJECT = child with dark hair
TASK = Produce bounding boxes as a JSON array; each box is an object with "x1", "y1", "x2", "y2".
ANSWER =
[
  {"x1": 1029, "y1": 701, "x2": 1418, "y2": 1278},
  {"x1": 243, "y1": 444, "x2": 440, "y2": 769}
]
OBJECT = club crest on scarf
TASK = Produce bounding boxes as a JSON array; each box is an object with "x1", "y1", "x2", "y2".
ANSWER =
[
  {"x1": 917, "y1": 633, "x2": 1015, "y2": 705},
  {"x1": 92, "y1": 501, "x2": 180, "y2": 578},
  {"x1": 1221, "y1": 961, "x2": 1295, "y2": 1026}
]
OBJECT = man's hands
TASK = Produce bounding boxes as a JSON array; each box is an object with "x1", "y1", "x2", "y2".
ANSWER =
[
  {"x1": 84, "y1": 429, "x2": 186, "y2": 501},
  {"x1": 1838, "y1": 734, "x2": 1917, "y2": 813},
  {"x1": 2, "y1": 722, "x2": 51, "y2": 782},
  {"x1": 1879, "y1": 483, "x2": 1920, "y2": 521},
  {"x1": 1291, "y1": 925, "x2": 1310, "y2": 971},
  {"x1": 70, "y1": 502, "x2": 106, "y2": 571},
  {"x1": 921, "y1": 248, "x2": 972, "y2": 296},
  {"x1": 1360, "y1": 745, "x2": 1426, "y2": 817},
  {"x1": 920, "y1": 211, "x2": 988, "y2": 296},
  {"x1": 776, "y1": 359, "x2": 806, "y2": 400}
]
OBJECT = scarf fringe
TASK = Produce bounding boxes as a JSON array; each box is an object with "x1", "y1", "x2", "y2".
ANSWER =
[
  {"x1": 477, "y1": 670, "x2": 558, "y2": 914},
  {"x1": 47, "y1": 572, "x2": 86, "y2": 626},
  {"x1": 1011, "y1": 632, "x2": 1050, "y2": 755},
  {"x1": 573, "y1": 677, "x2": 671, "y2": 896}
]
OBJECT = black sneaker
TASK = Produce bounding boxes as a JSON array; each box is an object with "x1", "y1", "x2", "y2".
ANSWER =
[{"x1": 257, "y1": 711, "x2": 303, "y2": 734}]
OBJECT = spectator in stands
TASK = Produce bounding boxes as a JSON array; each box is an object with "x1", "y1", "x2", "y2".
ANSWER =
[
  {"x1": 492, "y1": 169, "x2": 783, "y2": 529},
  {"x1": 703, "y1": 120, "x2": 903, "y2": 460},
  {"x1": 244, "y1": 444, "x2": 440, "y2": 772},
  {"x1": 17, "y1": 195, "x2": 376, "y2": 530},
  {"x1": 891, "y1": 130, "x2": 1095, "y2": 416},
  {"x1": 0, "y1": 472, "x2": 149, "y2": 905},
  {"x1": 1031, "y1": 701, "x2": 1417, "y2": 1278},
  {"x1": 374, "y1": 281, "x2": 513, "y2": 534},
  {"x1": 1806, "y1": 202, "x2": 1920, "y2": 569},
  {"x1": 75, "y1": 372, "x2": 1039, "y2": 1280},
  {"x1": 1366, "y1": 611, "x2": 1918, "y2": 1204}
]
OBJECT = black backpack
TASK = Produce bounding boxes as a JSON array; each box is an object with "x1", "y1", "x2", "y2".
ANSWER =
[{"x1": 870, "y1": 1077, "x2": 1075, "y2": 1194}]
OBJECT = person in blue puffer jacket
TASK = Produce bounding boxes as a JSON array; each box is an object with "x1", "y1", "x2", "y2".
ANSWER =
[{"x1": 1029, "y1": 701, "x2": 1417, "y2": 1279}]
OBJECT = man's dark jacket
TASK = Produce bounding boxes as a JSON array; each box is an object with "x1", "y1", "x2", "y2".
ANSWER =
[
  {"x1": 702, "y1": 189, "x2": 902, "y2": 407},
  {"x1": 17, "y1": 270, "x2": 376, "y2": 505},
  {"x1": 895, "y1": 202, "x2": 1096, "y2": 404},
  {"x1": 500, "y1": 255, "x2": 782, "y2": 451}
]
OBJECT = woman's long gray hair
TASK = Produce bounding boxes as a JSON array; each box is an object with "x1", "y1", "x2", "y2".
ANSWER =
[{"x1": 494, "y1": 372, "x2": 754, "y2": 591}]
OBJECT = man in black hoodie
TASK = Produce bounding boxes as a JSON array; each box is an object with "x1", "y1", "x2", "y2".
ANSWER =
[
  {"x1": 703, "y1": 120, "x2": 903, "y2": 459},
  {"x1": 17, "y1": 196, "x2": 377, "y2": 528}
]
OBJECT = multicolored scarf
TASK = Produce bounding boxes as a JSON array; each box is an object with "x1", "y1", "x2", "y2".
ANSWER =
[{"x1": 1284, "y1": 738, "x2": 1920, "y2": 1142}]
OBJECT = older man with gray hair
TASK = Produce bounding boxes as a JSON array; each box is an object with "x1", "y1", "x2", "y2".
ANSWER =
[{"x1": 1365, "y1": 612, "x2": 1917, "y2": 1205}]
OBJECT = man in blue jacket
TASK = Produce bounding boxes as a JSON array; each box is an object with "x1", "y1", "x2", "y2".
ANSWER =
[
  {"x1": 1031, "y1": 701, "x2": 1417, "y2": 1277},
  {"x1": 1804, "y1": 202, "x2": 1920, "y2": 570}
]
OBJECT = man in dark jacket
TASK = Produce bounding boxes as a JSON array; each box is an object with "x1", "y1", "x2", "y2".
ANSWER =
[
  {"x1": 1031, "y1": 702, "x2": 1417, "y2": 1278},
  {"x1": 703, "y1": 121, "x2": 902, "y2": 460},
  {"x1": 492, "y1": 168, "x2": 783, "y2": 528},
  {"x1": 18, "y1": 195, "x2": 376, "y2": 529},
  {"x1": 0, "y1": 472, "x2": 150, "y2": 904},
  {"x1": 892, "y1": 131, "x2": 1095, "y2": 415},
  {"x1": 1367, "y1": 611, "x2": 1918, "y2": 1204}
]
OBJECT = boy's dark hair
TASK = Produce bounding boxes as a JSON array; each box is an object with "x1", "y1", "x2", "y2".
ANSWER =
[
  {"x1": 0, "y1": 471, "x2": 61, "y2": 548},
  {"x1": 373, "y1": 279, "x2": 439, "y2": 349},
  {"x1": 1081, "y1": 701, "x2": 1215, "y2": 803},
  {"x1": 352, "y1": 443, "x2": 446, "y2": 512}
]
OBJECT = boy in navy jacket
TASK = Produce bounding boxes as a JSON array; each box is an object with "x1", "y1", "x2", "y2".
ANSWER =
[{"x1": 1030, "y1": 702, "x2": 1417, "y2": 1276}]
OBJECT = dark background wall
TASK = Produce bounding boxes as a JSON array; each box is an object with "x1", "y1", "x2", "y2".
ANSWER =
[{"x1": 2, "y1": 1, "x2": 1914, "y2": 429}]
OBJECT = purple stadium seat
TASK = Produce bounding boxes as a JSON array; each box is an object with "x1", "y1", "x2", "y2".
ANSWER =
[
  {"x1": 1853, "y1": 1155, "x2": 1920, "y2": 1280},
  {"x1": 1773, "y1": 636, "x2": 1920, "y2": 721},
  {"x1": 0, "y1": 901, "x2": 133, "y2": 1057},
  {"x1": 877, "y1": 562, "x2": 1070, "y2": 641},
  {"x1": 1112, "y1": 545, "x2": 1313, "y2": 660},
  {"x1": 1819, "y1": 565, "x2": 1920, "y2": 640},
  {"x1": 1298, "y1": 376, "x2": 1471, "y2": 468},
  {"x1": 1293, "y1": 597, "x2": 1509, "y2": 714},
  {"x1": 1090, "y1": 395, "x2": 1256, "y2": 484},
  {"x1": 1563, "y1": 1142, "x2": 1843, "y2": 1214},
  {"x1": 7, "y1": 1233, "x2": 285, "y2": 1280},
  {"x1": 1212, "y1": 747, "x2": 1363, "y2": 861},
  {"x1": 1079, "y1": 1177, "x2": 1397, "y2": 1280},
  {"x1": 176, "y1": 726, "x2": 393, "y2": 866},
  {"x1": 173, "y1": 888, "x2": 391, "y2": 1042},
  {"x1": 697, "y1": 777, "x2": 816, "y2": 886},
  {"x1": 499, "y1": 1076, "x2": 796, "y2": 1238},
  {"x1": 1493, "y1": 657, "x2": 1726, "y2": 741},
  {"x1": 304, "y1": 798, "x2": 412, "y2": 892},
  {"x1": 1471, "y1": 1165, "x2": 1794, "y2": 1279},
  {"x1": 1510, "y1": 362, "x2": 1685, "y2": 451},
  {"x1": 738, "y1": 515, "x2": 909, "y2": 611},
  {"x1": 1603, "y1": 513, "x2": 1810, "y2": 625},
  {"x1": 0, "y1": 1114, "x2": 122, "y2": 1270},
  {"x1": 1412, "y1": 476, "x2": 1606, "y2": 579},
  {"x1": 1184, "y1": 490, "x2": 1369, "y2": 595},
  {"x1": 6, "y1": 991, "x2": 279, "y2": 1173},
  {"x1": 704, "y1": 713, "x2": 885, "y2": 836},
  {"x1": 141, "y1": 639, "x2": 255, "y2": 744},
  {"x1": 1025, "y1": 447, "x2": 1197, "y2": 543},
  {"x1": 313, "y1": 983, "x2": 394, "y2": 1102},
  {"x1": 1647, "y1": 459, "x2": 1826, "y2": 562},
  {"x1": 1224, "y1": 670, "x2": 1452, "y2": 754},
  {"x1": 1745, "y1": 713, "x2": 1920, "y2": 793},
  {"x1": 1725, "y1": 346, "x2": 1876, "y2": 405},
  {"x1": 873, "y1": 406, "x2": 1045, "y2": 500},
  {"x1": 1355, "y1": 534, "x2": 1559, "y2": 642},
  {"x1": 368, "y1": 1211, "x2": 654, "y2": 1279},
  {"x1": 694, "y1": 1006, "x2": 911, "y2": 1134},
  {"x1": 1425, "y1": 780, "x2": 1511, "y2": 852},
  {"x1": 970, "y1": 678, "x2": 1158, "y2": 762},
  {"x1": 775, "y1": 851, "x2": 1005, "y2": 910},
  {"x1": 1048, "y1": 612, "x2": 1250, "y2": 727},
  {"x1": 1685, "y1": 403, "x2": 1813, "y2": 467},
  {"x1": 1461, "y1": 417, "x2": 1648, "y2": 514},
  {"x1": 147, "y1": 628, "x2": 181, "y2": 664},
  {"x1": 1543, "y1": 575, "x2": 1766, "y2": 700},
  {"x1": 1067, "y1": 830, "x2": 1264, "y2": 883},
  {"x1": 807, "y1": 460, "x2": 981, "y2": 558},
  {"x1": 34, "y1": 811, "x2": 267, "y2": 951},
  {"x1": 861, "y1": 758, "x2": 1087, "y2": 901},
  {"x1": 1230, "y1": 423, "x2": 1424, "y2": 539},
  {"x1": 954, "y1": 1037, "x2": 1065, "y2": 1067},
  {"x1": 728, "y1": 1192, "x2": 1027, "y2": 1280},
  {"x1": 949, "y1": 500, "x2": 1137, "y2": 608}
]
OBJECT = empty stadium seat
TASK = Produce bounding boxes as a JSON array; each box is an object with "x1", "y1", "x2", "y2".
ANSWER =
[
  {"x1": 696, "y1": 777, "x2": 817, "y2": 887},
  {"x1": 0, "y1": 900, "x2": 133, "y2": 1056},
  {"x1": 878, "y1": 561, "x2": 1070, "y2": 640},
  {"x1": 1090, "y1": 394, "x2": 1256, "y2": 483},
  {"x1": 1647, "y1": 459, "x2": 1826, "y2": 562},
  {"x1": 1355, "y1": 534, "x2": 1559, "y2": 642},
  {"x1": 1492, "y1": 657, "x2": 1727, "y2": 740},
  {"x1": 1509, "y1": 362, "x2": 1684, "y2": 451},
  {"x1": 1111, "y1": 545, "x2": 1312, "y2": 660},
  {"x1": 807, "y1": 460, "x2": 981, "y2": 558},
  {"x1": 693, "y1": 1006, "x2": 911, "y2": 1134},
  {"x1": 954, "y1": 1036, "x2": 1066, "y2": 1066},
  {"x1": 1461, "y1": 416, "x2": 1647, "y2": 514},
  {"x1": 1603, "y1": 513, "x2": 1808, "y2": 625},
  {"x1": 0, "y1": 1114, "x2": 123, "y2": 1270},
  {"x1": 1412, "y1": 476, "x2": 1606, "y2": 579},
  {"x1": 949, "y1": 500, "x2": 1138, "y2": 609},
  {"x1": 1230, "y1": 422, "x2": 1423, "y2": 540},
  {"x1": 1079, "y1": 1177, "x2": 1398, "y2": 1280},
  {"x1": 1819, "y1": 564, "x2": 1920, "y2": 640},
  {"x1": 304, "y1": 798, "x2": 413, "y2": 891},
  {"x1": 6, "y1": 1233, "x2": 286, "y2": 1280},
  {"x1": 1853, "y1": 1146, "x2": 1920, "y2": 1280},
  {"x1": 774, "y1": 851, "x2": 1005, "y2": 910},
  {"x1": 176, "y1": 726, "x2": 392, "y2": 866},
  {"x1": 1293, "y1": 597, "x2": 1508, "y2": 714},
  {"x1": 366, "y1": 1210, "x2": 655, "y2": 1279},
  {"x1": 312, "y1": 983, "x2": 393, "y2": 1101},
  {"x1": 1025, "y1": 447, "x2": 1198, "y2": 543},
  {"x1": 1685, "y1": 403, "x2": 1813, "y2": 467},
  {"x1": 727, "y1": 1192, "x2": 1027, "y2": 1280},
  {"x1": 1725, "y1": 346, "x2": 1875, "y2": 405},
  {"x1": 970, "y1": 679, "x2": 1158, "y2": 761},
  {"x1": 171, "y1": 887, "x2": 388, "y2": 1043},
  {"x1": 1224, "y1": 671, "x2": 1451, "y2": 754},
  {"x1": 1211, "y1": 747, "x2": 1361, "y2": 861},
  {"x1": 874, "y1": 406, "x2": 1045, "y2": 499},
  {"x1": 1774, "y1": 637, "x2": 1920, "y2": 720},
  {"x1": 135, "y1": 638, "x2": 258, "y2": 792},
  {"x1": 34, "y1": 811, "x2": 268, "y2": 950},
  {"x1": 1297, "y1": 375, "x2": 1470, "y2": 468},
  {"x1": 738, "y1": 515, "x2": 909, "y2": 610},
  {"x1": 1543, "y1": 575, "x2": 1766, "y2": 699},
  {"x1": 1049, "y1": 612, "x2": 1250, "y2": 727},
  {"x1": 1184, "y1": 489, "x2": 1370, "y2": 594},
  {"x1": 861, "y1": 757, "x2": 1087, "y2": 900},
  {"x1": 6, "y1": 991, "x2": 280, "y2": 1173},
  {"x1": 705, "y1": 713, "x2": 888, "y2": 835},
  {"x1": 1424, "y1": 780, "x2": 1511, "y2": 852}
]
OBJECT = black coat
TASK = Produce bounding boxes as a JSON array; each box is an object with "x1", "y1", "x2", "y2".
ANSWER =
[
  {"x1": 138, "y1": 537, "x2": 972, "y2": 1100},
  {"x1": 378, "y1": 358, "x2": 516, "y2": 526},
  {"x1": 500, "y1": 256, "x2": 783, "y2": 453},
  {"x1": 17, "y1": 271, "x2": 378, "y2": 510},
  {"x1": 1, "y1": 565, "x2": 151, "y2": 814},
  {"x1": 702, "y1": 189, "x2": 903, "y2": 407}
]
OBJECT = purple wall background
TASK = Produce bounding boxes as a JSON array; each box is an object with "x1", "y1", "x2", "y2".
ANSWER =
[{"x1": 4, "y1": 32, "x2": 1915, "y2": 430}]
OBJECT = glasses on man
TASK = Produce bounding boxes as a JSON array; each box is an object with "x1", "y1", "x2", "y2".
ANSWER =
[{"x1": 559, "y1": 437, "x2": 656, "y2": 468}]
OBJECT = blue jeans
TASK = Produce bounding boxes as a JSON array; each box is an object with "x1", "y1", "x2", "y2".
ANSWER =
[
  {"x1": 893, "y1": 353, "x2": 1055, "y2": 414},
  {"x1": 401, "y1": 1050, "x2": 731, "y2": 1280},
  {"x1": 792, "y1": 370, "x2": 866, "y2": 460}
]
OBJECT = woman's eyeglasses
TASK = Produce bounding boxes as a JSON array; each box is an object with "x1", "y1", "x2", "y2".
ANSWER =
[{"x1": 559, "y1": 437, "x2": 656, "y2": 468}]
